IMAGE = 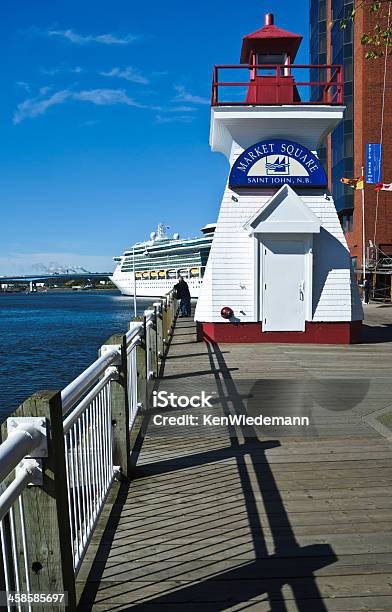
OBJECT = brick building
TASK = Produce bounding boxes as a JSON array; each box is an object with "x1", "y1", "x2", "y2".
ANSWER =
[{"x1": 310, "y1": 0, "x2": 392, "y2": 297}]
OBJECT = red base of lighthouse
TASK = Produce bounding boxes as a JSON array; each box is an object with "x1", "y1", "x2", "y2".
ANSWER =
[{"x1": 196, "y1": 320, "x2": 362, "y2": 344}]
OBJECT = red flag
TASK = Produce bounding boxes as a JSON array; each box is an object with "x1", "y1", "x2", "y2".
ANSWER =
[{"x1": 375, "y1": 182, "x2": 392, "y2": 191}]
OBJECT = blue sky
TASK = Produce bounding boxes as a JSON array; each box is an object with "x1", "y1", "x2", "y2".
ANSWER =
[{"x1": 0, "y1": 0, "x2": 309, "y2": 274}]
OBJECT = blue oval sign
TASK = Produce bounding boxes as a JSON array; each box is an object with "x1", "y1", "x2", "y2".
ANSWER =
[{"x1": 229, "y1": 139, "x2": 327, "y2": 188}]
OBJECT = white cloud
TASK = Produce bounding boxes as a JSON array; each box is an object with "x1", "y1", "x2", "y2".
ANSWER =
[
  {"x1": 101, "y1": 66, "x2": 149, "y2": 85},
  {"x1": 155, "y1": 114, "x2": 195, "y2": 124},
  {"x1": 39, "y1": 86, "x2": 52, "y2": 95},
  {"x1": 42, "y1": 66, "x2": 84, "y2": 76},
  {"x1": 73, "y1": 88, "x2": 143, "y2": 106},
  {"x1": 0, "y1": 252, "x2": 114, "y2": 275},
  {"x1": 48, "y1": 29, "x2": 137, "y2": 45},
  {"x1": 13, "y1": 90, "x2": 71, "y2": 123},
  {"x1": 16, "y1": 81, "x2": 30, "y2": 92},
  {"x1": 173, "y1": 85, "x2": 209, "y2": 105},
  {"x1": 13, "y1": 88, "x2": 145, "y2": 124},
  {"x1": 166, "y1": 105, "x2": 197, "y2": 113}
]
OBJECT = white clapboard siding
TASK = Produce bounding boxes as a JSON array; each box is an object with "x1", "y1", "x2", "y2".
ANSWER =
[{"x1": 195, "y1": 143, "x2": 363, "y2": 324}]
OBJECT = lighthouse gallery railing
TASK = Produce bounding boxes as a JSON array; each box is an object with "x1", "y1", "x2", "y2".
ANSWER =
[{"x1": 211, "y1": 64, "x2": 344, "y2": 106}]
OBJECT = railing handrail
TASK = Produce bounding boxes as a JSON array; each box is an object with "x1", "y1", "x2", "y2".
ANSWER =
[
  {"x1": 0, "y1": 422, "x2": 44, "y2": 483},
  {"x1": 213, "y1": 63, "x2": 342, "y2": 69},
  {"x1": 211, "y1": 63, "x2": 343, "y2": 106},
  {"x1": 0, "y1": 462, "x2": 40, "y2": 522},
  {"x1": 60, "y1": 346, "x2": 121, "y2": 414},
  {"x1": 62, "y1": 369, "x2": 114, "y2": 434},
  {"x1": 125, "y1": 322, "x2": 143, "y2": 347}
]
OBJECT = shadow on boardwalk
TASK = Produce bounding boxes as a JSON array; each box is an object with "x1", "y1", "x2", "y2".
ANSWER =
[{"x1": 78, "y1": 332, "x2": 337, "y2": 610}]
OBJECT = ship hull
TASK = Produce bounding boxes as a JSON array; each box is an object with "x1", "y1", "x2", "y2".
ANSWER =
[{"x1": 110, "y1": 274, "x2": 202, "y2": 298}]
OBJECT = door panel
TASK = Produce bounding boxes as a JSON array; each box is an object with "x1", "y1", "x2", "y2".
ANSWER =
[{"x1": 262, "y1": 239, "x2": 306, "y2": 332}]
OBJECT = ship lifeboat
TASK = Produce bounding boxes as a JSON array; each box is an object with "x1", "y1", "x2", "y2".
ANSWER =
[
  {"x1": 167, "y1": 270, "x2": 176, "y2": 278},
  {"x1": 142, "y1": 271, "x2": 150, "y2": 278},
  {"x1": 151, "y1": 271, "x2": 158, "y2": 278},
  {"x1": 135, "y1": 272, "x2": 142, "y2": 279},
  {"x1": 158, "y1": 270, "x2": 166, "y2": 278},
  {"x1": 178, "y1": 268, "x2": 189, "y2": 278},
  {"x1": 190, "y1": 268, "x2": 200, "y2": 277}
]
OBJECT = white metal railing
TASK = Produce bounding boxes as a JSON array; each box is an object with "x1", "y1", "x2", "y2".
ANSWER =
[
  {"x1": 126, "y1": 322, "x2": 143, "y2": 428},
  {"x1": 0, "y1": 290, "x2": 178, "y2": 604},
  {"x1": 0, "y1": 419, "x2": 46, "y2": 612},
  {"x1": 62, "y1": 366, "x2": 117, "y2": 573},
  {"x1": 145, "y1": 309, "x2": 156, "y2": 380}
]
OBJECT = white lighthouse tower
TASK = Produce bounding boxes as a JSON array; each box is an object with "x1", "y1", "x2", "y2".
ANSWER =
[{"x1": 195, "y1": 12, "x2": 363, "y2": 344}]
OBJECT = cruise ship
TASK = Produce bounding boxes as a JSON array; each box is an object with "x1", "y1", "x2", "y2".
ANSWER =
[{"x1": 111, "y1": 224, "x2": 215, "y2": 298}]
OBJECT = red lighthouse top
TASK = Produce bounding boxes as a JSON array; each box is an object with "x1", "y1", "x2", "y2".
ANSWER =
[
  {"x1": 211, "y1": 12, "x2": 343, "y2": 106},
  {"x1": 240, "y1": 13, "x2": 303, "y2": 64}
]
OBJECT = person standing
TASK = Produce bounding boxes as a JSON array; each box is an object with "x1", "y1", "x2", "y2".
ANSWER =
[{"x1": 174, "y1": 276, "x2": 191, "y2": 317}]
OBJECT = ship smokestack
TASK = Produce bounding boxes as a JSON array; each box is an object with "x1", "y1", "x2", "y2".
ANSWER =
[{"x1": 264, "y1": 13, "x2": 274, "y2": 26}]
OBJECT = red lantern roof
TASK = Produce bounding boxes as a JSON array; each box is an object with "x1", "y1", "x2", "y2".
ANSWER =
[{"x1": 240, "y1": 13, "x2": 303, "y2": 63}]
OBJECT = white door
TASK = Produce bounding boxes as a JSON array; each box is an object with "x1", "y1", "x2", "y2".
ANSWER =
[{"x1": 262, "y1": 238, "x2": 306, "y2": 332}]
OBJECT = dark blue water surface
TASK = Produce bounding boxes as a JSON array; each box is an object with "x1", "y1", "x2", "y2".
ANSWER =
[{"x1": 0, "y1": 291, "x2": 152, "y2": 422}]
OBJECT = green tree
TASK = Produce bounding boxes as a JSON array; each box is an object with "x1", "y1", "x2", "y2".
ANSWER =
[{"x1": 335, "y1": 0, "x2": 392, "y2": 58}]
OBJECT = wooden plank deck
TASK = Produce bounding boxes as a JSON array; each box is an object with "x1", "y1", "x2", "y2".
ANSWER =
[{"x1": 77, "y1": 304, "x2": 392, "y2": 611}]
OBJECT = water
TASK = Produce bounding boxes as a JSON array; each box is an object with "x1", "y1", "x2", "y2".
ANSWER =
[{"x1": 0, "y1": 291, "x2": 152, "y2": 423}]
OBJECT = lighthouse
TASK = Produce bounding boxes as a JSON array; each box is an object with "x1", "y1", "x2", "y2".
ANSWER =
[{"x1": 195, "y1": 13, "x2": 363, "y2": 344}]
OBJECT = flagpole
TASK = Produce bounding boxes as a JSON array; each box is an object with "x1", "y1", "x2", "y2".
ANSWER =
[{"x1": 361, "y1": 165, "x2": 366, "y2": 292}]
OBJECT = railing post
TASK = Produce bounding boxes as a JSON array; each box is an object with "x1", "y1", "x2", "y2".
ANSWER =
[
  {"x1": 154, "y1": 302, "x2": 163, "y2": 370},
  {"x1": 161, "y1": 298, "x2": 168, "y2": 351},
  {"x1": 100, "y1": 334, "x2": 130, "y2": 479},
  {"x1": 144, "y1": 309, "x2": 158, "y2": 379},
  {"x1": 212, "y1": 66, "x2": 218, "y2": 105},
  {"x1": 338, "y1": 64, "x2": 343, "y2": 104},
  {"x1": 128, "y1": 316, "x2": 147, "y2": 408},
  {"x1": 132, "y1": 321, "x2": 147, "y2": 412},
  {"x1": 1, "y1": 391, "x2": 76, "y2": 610}
]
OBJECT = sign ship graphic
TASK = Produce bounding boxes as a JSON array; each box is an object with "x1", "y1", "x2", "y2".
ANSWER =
[{"x1": 266, "y1": 156, "x2": 290, "y2": 175}]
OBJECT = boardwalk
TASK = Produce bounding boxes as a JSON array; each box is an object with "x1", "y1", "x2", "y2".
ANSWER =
[{"x1": 78, "y1": 304, "x2": 392, "y2": 611}]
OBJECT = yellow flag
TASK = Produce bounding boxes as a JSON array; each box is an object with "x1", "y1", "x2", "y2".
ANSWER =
[{"x1": 340, "y1": 176, "x2": 364, "y2": 190}]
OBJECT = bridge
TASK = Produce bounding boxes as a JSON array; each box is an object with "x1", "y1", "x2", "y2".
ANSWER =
[
  {"x1": 1, "y1": 273, "x2": 111, "y2": 284},
  {"x1": 1, "y1": 296, "x2": 392, "y2": 610},
  {"x1": 0, "y1": 273, "x2": 112, "y2": 292}
]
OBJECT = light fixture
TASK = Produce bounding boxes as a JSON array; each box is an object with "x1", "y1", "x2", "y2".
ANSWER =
[{"x1": 221, "y1": 306, "x2": 234, "y2": 319}]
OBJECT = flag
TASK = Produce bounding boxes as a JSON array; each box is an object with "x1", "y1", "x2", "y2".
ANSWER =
[
  {"x1": 340, "y1": 176, "x2": 364, "y2": 190},
  {"x1": 374, "y1": 182, "x2": 392, "y2": 191}
]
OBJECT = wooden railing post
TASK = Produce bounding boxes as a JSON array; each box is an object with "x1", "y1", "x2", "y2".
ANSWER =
[
  {"x1": 100, "y1": 334, "x2": 130, "y2": 479},
  {"x1": 1, "y1": 391, "x2": 76, "y2": 611}
]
